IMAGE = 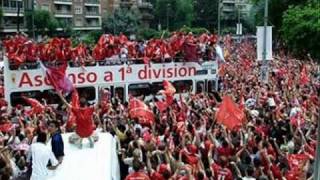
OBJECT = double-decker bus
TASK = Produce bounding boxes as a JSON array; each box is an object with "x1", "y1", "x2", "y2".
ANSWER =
[{"x1": 3, "y1": 57, "x2": 218, "y2": 107}]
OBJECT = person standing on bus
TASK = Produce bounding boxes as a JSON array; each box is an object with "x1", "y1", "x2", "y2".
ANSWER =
[{"x1": 57, "y1": 92, "x2": 99, "y2": 149}]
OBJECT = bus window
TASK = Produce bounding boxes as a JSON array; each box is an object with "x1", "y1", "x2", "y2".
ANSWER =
[
  {"x1": 115, "y1": 86, "x2": 125, "y2": 103},
  {"x1": 77, "y1": 87, "x2": 96, "y2": 101},
  {"x1": 196, "y1": 81, "x2": 204, "y2": 94},
  {"x1": 10, "y1": 90, "x2": 60, "y2": 106},
  {"x1": 151, "y1": 82, "x2": 164, "y2": 95},
  {"x1": 208, "y1": 80, "x2": 217, "y2": 93},
  {"x1": 128, "y1": 83, "x2": 151, "y2": 97},
  {"x1": 173, "y1": 80, "x2": 193, "y2": 93}
]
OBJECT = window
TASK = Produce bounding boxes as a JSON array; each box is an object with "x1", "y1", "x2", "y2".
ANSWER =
[
  {"x1": 196, "y1": 81, "x2": 204, "y2": 94},
  {"x1": 128, "y1": 83, "x2": 151, "y2": 97},
  {"x1": 77, "y1": 87, "x2": 96, "y2": 101},
  {"x1": 74, "y1": 6, "x2": 82, "y2": 14},
  {"x1": 115, "y1": 87, "x2": 125, "y2": 103},
  {"x1": 150, "y1": 82, "x2": 164, "y2": 95},
  {"x1": 173, "y1": 80, "x2": 193, "y2": 93},
  {"x1": 208, "y1": 80, "x2": 217, "y2": 93},
  {"x1": 75, "y1": 18, "x2": 83, "y2": 26},
  {"x1": 10, "y1": 90, "x2": 60, "y2": 106}
]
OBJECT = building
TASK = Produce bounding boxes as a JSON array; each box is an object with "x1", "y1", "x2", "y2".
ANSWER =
[
  {"x1": 0, "y1": 0, "x2": 102, "y2": 34},
  {"x1": 105, "y1": 0, "x2": 154, "y2": 28},
  {"x1": 221, "y1": 0, "x2": 252, "y2": 26},
  {"x1": 0, "y1": 0, "x2": 27, "y2": 33},
  {"x1": 37, "y1": 0, "x2": 102, "y2": 31}
]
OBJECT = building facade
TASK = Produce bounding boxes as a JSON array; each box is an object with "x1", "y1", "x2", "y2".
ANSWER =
[
  {"x1": 105, "y1": 0, "x2": 153, "y2": 28},
  {"x1": 0, "y1": 0, "x2": 26, "y2": 33},
  {"x1": 221, "y1": 0, "x2": 252, "y2": 21},
  {"x1": 0, "y1": 0, "x2": 102, "y2": 34},
  {"x1": 37, "y1": 0, "x2": 102, "y2": 30}
]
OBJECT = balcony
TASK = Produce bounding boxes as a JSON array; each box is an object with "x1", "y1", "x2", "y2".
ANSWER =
[
  {"x1": 138, "y1": 2, "x2": 153, "y2": 10},
  {"x1": 84, "y1": 0, "x2": 100, "y2": 6},
  {"x1": 55, "y1": 10, "x2": 73, "y2": 18},
  {"x1": 1, "y1": 7, "x2": 24, "y2": 16},
  {"x1": 141, "y1": 12, "x2": 154, "y2": 21},
  {"x1": 120, "y1": 0, "x2": 134, "y2": 8},
  {"x1": 85, "y1": 11, "x2": 100, "y2": 16},
  {"x1": 54, "y1": 0, "x2": 72, "y2": 5}
]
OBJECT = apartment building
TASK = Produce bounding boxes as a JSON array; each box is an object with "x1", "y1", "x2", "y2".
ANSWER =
[
  {"x1": 0, "y1": 0, "x2": 102, "y2": 34},
  {"x1": 221, "y1": 0, "x2": 252, "y2": 21},
  {"x1": 106, "y1": 0, "x2": 154, "y2": 28},
  {"x1": 37, "y1": 0, "x2": 102, "y2": 30},
  {"x1": 0, "y1": 0, "x2": 26, "y2": 33}
]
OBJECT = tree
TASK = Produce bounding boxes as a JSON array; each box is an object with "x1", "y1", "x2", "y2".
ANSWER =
[
  {"x1": 281, "y1": 2, "x2": 320, "y2": 59},
  {"x1": 26, "y1": 10, "x2": 59, "y2": 36},
  {"x1": 153, "y1": 0, "x2": 194, "y2": 31},
  {"x1": 102, "y1": 7, "x2": 141, "y2": 35},
  {"x1": 251, "y1": 0, "x2": 307, "y2": 37},
  {"x1": 193, "y1": 0, "x2": 218, "y2": 32},
  {"x1": 0, "y1": 8, "x2": 3, "y2": 26}
]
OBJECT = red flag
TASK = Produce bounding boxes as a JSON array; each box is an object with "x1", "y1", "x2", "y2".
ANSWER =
[
  {"x1": 183, "y1": 42, "x2": 198, "y2": 61},
  {"x1": 129, "y1": 98, "x2": 154, "y2": 126},
  {"x1": 46, "y1": 63, "x2": 73, "y2": 93},
  {"x1": 163, "y1": 80, "x2": 176, "y2": 96},
  {"x1": 155, "y1": 100, "x2": 168, "y2": 113},
  {"x1": 300, "y1": 65, "x2": 309, "y2": 85},
  {"x1": 215, "y1": 96, "x2": 245, "y2": 130},
  {"x1": 23, "y1": 97, "x2": 45, "y2": 115}
]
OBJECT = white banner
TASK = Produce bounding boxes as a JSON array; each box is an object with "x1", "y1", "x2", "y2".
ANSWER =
[{"x1": 256, "y1": 26, "x2": 272, "y2": 61}]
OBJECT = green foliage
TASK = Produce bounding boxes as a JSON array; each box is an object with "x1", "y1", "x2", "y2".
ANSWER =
[
  {"x1": 153, "y1": 0, "x2": 194, "y2": 30},
  {"x1": 281, "y1": 2, "x2": 320, "y2": 58},
  {"x1": 251, "y1": 0, "x2": 307, "y2": 36},
  {"x1": 102, "y1": 7, "x2": 141, "y2": 35},
  {"x1": 26, "y1": 10, "x2": 59, "y2": 35},
  {"x1": 137, "y1": 28, "x2": 170, "y2": 40},
  {"x1": 0, "y1": 8, "x2": 3, "y2": 25},
  {"x1": 193, "y1": 0, "x2": 218, "y2": 32},
  {"x1": 179, "y1": 26, "x2": 209, "y2": 35}
]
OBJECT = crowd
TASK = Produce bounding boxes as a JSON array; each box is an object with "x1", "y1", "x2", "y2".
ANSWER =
[
  {"x1": 3, "y1": 32, "x2": 218, "y2": 69},
  {"x1": 0, "y1": 33, "x2": 319, "y2": 180}
]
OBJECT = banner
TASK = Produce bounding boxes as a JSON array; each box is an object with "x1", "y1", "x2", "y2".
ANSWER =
[{"x1": 256, "y1": 26, "x2": 272, "y2": 61}]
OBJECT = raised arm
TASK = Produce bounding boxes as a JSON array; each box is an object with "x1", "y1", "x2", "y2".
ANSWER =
[{"x1": 57, "y1": 91, "x2": 71, "y2": 108}]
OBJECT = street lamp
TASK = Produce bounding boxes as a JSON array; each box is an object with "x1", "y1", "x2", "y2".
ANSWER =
[
  {"x1": 166, "y1": 3, "x2": 170, "y2": 30},
  {"x1": 217, "y1": 0, "x2": 221, "y2": 35}
]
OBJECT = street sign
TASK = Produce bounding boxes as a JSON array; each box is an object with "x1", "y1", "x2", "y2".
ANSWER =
[
  {"x1": 257, "y1": 26, "x2": 273, "y2": 61},
  {"x1": 236, "y1": 23, "x2": 242, "y2": 35}
]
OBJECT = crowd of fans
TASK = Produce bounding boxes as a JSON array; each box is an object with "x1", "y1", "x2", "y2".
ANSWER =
[
  {"x1": 0, "y1": 33, "x2": 319, "y2": 180},
  {"x1": 3, "y1": 32, "x2": 218, "y2": 69}
]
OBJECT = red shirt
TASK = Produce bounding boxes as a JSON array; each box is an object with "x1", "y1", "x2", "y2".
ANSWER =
[
  {"x1": 211, "y1": 163, "x2": 233, "y2": 180},
  {"x1": 71, "y1": 107, "x2": 94, "y2": 138},
  {"x1": 125, "y1": 172, "x2": 150, "y2": 180},
  {"x1": 150, "y1": 172, "x2": 164, "y2": 180},
  {"x1": 217, "y1": 146, "x2": 233, "y2": 157}
]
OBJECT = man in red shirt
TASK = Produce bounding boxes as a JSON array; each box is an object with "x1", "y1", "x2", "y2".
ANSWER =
[
  {"x1": 58, "y1": 91, "x2": 99, "y2": 149},
  {"x1": 125, "y1": 160, "x2": 150, "y2": 180},
  {"x1": 208, "y1": 145, "x2": 233, "y2": 180}
]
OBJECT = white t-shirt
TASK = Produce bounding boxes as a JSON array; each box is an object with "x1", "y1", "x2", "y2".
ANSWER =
[{"x1": 28, "y1": 142, "x2": 58, "y2": 180}]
